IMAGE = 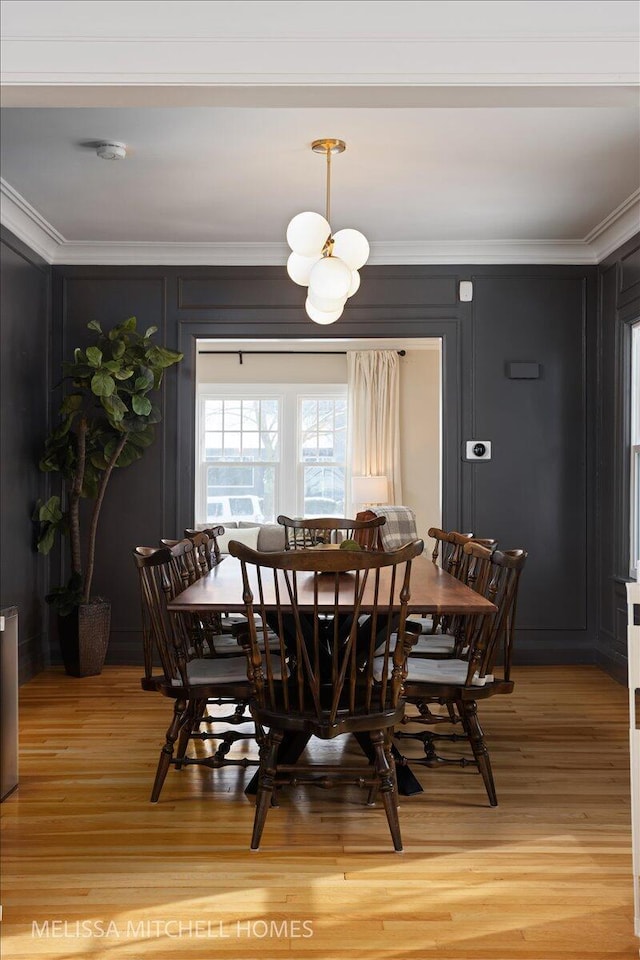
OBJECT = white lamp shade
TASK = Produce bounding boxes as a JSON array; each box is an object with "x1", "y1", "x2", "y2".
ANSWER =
[
  {"x1": 351, "y1": 475, "x2": 388, "y2": 505},
  {"x1": 307, "y1": 288, "x2": 346, "y2": 313},
  {"x1": 308, "y1": 256, "x2": 352, "y2": 300},
  {"x1": 286, "y1": 211, "x2": 331, "y2": 257},
  {"x1": 305, "y1": 297, "x2": 344, "y2": 325},
  {"x1": 346, "y1": 269, "x2": 360, "y2": 298},
  {"x1": 331, "y1": 228, "x2": 370, "y2": 270},
  {"x1": 287, "y1": 252, "x2": 320, "y2": 286}
]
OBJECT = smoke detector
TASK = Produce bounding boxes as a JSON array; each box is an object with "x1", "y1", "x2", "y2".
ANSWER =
[{"x1": 96, "y1": 141, "x2": 126, "y2": 161}]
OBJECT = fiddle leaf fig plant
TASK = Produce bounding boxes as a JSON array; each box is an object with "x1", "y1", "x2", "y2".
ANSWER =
[{"x1": 34, "y1": 317, "x2": 183, "y2": 613}]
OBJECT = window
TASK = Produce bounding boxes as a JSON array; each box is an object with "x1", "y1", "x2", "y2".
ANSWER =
[
  {"x1": 631, "y1": 322, "x2": 640, "y2": 578},
  {"x1": 299, "y1": 396, "x2": 347, "y2": 517},
  {"x1": 196, "y1": 383, "x2": 347, "y2": 524}
]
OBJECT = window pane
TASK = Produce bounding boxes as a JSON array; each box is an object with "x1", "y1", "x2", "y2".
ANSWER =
[
  {"x1": 241, "y1": 431, "x2": 260, "y2": 460},
  {"x1": 298, "y1": 395, "x2": 346, "y2": 513},
  {"x1": 302, "y1": 436, "x2": 319, "y2": 461},
  {"x1": 241, "y1": 400, "x2": 260, "y2": 430},
  {"x1": 303, "y1": 466, "x2": 345, "y2": 516},
  {"x1": 261, "y1": 399, "x2": 279, "y2": 430},
  {"x1": 301, "y1": 399, "x2": 317, "y2": 431},
  {"x1": 205, "y1": 400, "x2": 223, "y2": 431},
  {"x1": 206, "y1": 464, "x2": 277, "y2": 523},
  {"x1": 333, "y1": 424, "x2": 346, "y2": 460},
  {"x1": 204, "y1": 431, "x2": 222, "y2": 460},
  {"x1": 223, "y1": 432, "x2": 241, "y2": 458},
  {"x1": 224, "y1": 401, "x2": 241, "y2": 431},
  {"x1": 260, "y1": 431, "x2": 279, "y2": 460}
]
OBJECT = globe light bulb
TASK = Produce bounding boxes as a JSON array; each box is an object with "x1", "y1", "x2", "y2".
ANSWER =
[
  {"x1": 308, "y1": 255, "x2": 352, "y2": 300},
  {"x1": 286, "y1": 211, "x2": 331, "y2": 257},
  {"x1": 331, "y1": 228, "x2": 370, "y2": 270},
  {"x1": 287, "y1": 252, "x2": 320, "y2": 286},
  {"x1": 346, "y1": 270, "x2": 360, "y2": 298},
  {"x1": 305, "y1": 297, "x2": 344, "y2": 325},
  {"x1": 307, "y1": 288, "x2": 346, "y2": 313}
]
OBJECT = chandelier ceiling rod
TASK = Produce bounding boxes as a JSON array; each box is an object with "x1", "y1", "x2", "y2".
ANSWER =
[{"x1": 312, "y1": 138, "x2": 345, "y2": 248}]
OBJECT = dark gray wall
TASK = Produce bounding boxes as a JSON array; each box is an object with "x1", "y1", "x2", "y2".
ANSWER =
[
  {"x1": 0, "y1": 230, "x2": 51, "y2": 681},
  {"x1": 50, "y1": 263, "x2": 596, "y2": 669},
  {"x1": 596, "y1": 233, "x2": 640, "y2": 683}
]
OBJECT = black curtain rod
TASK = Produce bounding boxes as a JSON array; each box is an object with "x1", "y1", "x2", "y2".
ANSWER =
[{"x1": 198, "y1": 349, "x2": 406, "y2": 365}]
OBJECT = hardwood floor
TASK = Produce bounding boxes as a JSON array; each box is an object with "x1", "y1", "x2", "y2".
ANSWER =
[{"x1": 1, "y1": 665, "x2": 636, "y2": 959}]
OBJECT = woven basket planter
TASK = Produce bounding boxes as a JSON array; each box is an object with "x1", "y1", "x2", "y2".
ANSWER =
[{"x1": 59, "y1": 601, "x2": 111, "y2": 677}]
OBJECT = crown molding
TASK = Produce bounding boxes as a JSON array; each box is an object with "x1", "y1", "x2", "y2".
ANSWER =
[
  {"x1": 2, "y1": 179, "x2": 638, "y2": 267},
  {"x1": 0, "y1": 178, "x2": 64, "y2": 262},
  {"x1": 583, "y1": 189, "x2": 640, "y2": 262},
  {"x1": 2, "y1": 36, "x2": 638, "y2": 92}
]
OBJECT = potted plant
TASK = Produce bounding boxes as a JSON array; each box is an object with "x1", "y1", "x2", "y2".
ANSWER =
[{"x1": 34, "y1": 317, "x2": 183, "y2": 676}]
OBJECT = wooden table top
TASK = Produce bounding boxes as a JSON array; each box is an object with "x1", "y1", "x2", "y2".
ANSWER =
[{"x1": 167, "y1": 552, "x2": 497, "y2": 616}]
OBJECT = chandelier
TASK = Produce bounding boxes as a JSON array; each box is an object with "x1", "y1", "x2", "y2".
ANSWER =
[{"x1": 286, "y1": 139, "x2": 369, "y2": 325}]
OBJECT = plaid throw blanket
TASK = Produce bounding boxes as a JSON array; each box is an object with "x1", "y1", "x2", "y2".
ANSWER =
[{"x1": 370, "y1": 506, "x2": 418, "y2": 550}]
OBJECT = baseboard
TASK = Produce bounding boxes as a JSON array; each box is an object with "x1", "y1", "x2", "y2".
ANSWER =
[
  {"x1": 594, "y1": 646, "x2": 628, "y2": 686},
  {"x1": 18, "y1": 633, "x2": 48, "y2": 685}
]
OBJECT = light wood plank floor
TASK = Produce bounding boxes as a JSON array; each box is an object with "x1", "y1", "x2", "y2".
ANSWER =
[{"x1": 1, "y1": 665, "x2": 637, "y2": 960}]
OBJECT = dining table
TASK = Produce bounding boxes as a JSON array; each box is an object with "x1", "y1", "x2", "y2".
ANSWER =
[
  {"x1": 167, "y1": 550, "x2": 497, "y2": 795},
  {"x1": 167, "y1": 550, "x2": 497, "y2": 617}
]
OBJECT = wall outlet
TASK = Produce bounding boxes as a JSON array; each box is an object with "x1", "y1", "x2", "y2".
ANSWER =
[{"x1": 464, "y1": 440, "x2": 492, "y2": 461}]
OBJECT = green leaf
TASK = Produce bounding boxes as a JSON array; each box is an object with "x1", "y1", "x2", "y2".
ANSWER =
[
  {"x1": 145, "y1": 402, "x2": 162, "y2": 424},
  {"x1": 101, "y1": 393, "x2": 128, "y2": 422},
  {"x1": 111, "y1": 339, "x2": 125, "y2": 360},
  {"x1": 122, "y1": 317, "x2": 137, "y2": 332},
  {"x1": 128, "y1": 426, "x2": 155, "y2": 447},
  {"x1": 86, "y1": 346, "x2": 103, "y2": 368},
  {"x1": 132, "y1": 394, "x2": 152, "y2": 416},
  {"x1": 37, "y1": 525, "x2": 57, "y2": 556},
  {"x1": 89, "y1": 451, "x2": 109, "y2": 470},
  {"x1": 39, "y1": 454, "x2": 58, "y2": 473},
  {"x1": 63, "y1": 361, "x2": 92, "y2": 379},
  {"x1": 60, "y1": 393, "x2": 83, "y2": 415},
  {"x1": 80, "y1": 472, "x2": 99, "y2": 499},
  {"x1": 134, "y1": 367, "x2": 154, "y2": 392},
  {"x1": 91, "y1": 370, "x2": 115, "y2": 397},
  {"x1": 146, "y1": 345, "x2": 183, "y2": 369},
  {"x1": 38, "y1": 496, "x2": 62, "y2": 523},
  {"x1": 87, "y1": 320, "x2": 102, "y2": 333},
  {"x1": 144, "y1": 325, "x2": 158, "y2": 339},
  {"x1": 114, "y1": 368, "x2": 134, "y2": 381},
  {"x1": 116, "y1": 443, "x2": 143, "y2": 468},
  {"x1": 46, "y1": 575, "x2": 83, "y2": 615}
]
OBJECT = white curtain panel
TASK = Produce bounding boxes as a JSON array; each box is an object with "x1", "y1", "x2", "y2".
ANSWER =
[{"x1": 347, "y1": 350, "x2": 402, "y2": 506}]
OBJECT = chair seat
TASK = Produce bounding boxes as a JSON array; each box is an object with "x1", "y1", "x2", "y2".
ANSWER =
[
  {"x1": 220, "y1": 615, "x2": 281, "y2": 649},
  {"x1": 410, "y1": 633, "x2": 456, "y2": 655},
  {"x1": 407, "y1": 657, "x2": 492, "y2": 686},
  {"x1": 408, "y1": 615, "x2": 436, "y2": 633},
  {"x1": 170, "y1": 655, "x2": 286, "y2": 686},
  {"x1": 206, "y1": 633, "x2": 243, "y2": 655},
  {"x1": 207, "y1": 631, "x2": 281, "y2": 656},
  {"x1": 373, "y1": 655, "x2": 489, "y2": 687}
]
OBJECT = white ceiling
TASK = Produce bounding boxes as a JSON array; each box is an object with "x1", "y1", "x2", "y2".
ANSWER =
[{"x1": 1, "y1": 1, "x2": 639, "y2": 265}]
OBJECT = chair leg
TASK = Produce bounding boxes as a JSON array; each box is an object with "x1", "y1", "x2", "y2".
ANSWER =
[
  {"x1": 151, "y1": 698, "x2": 187, "y2": 803},
  {"x1": 175, "y1": 699, "x2": 203, "y2": 769},
  {"x1": 371, "y1": 730, "x2": 403, "y2": 852},
  {"x1": 458, "y1": 699, "x2": 498, "y2": 806},
  {"x1": 251, "y1": 728, "x2": 284, "y2": 851}
]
